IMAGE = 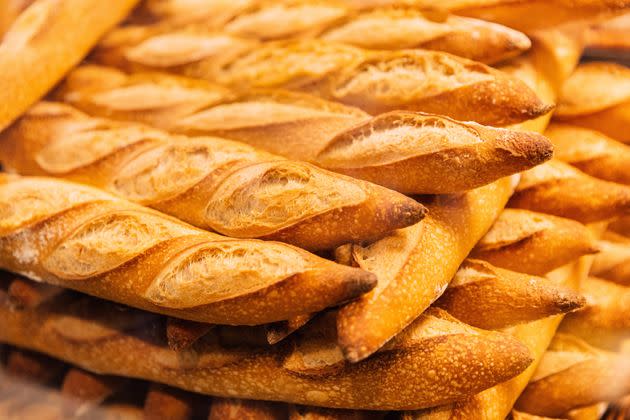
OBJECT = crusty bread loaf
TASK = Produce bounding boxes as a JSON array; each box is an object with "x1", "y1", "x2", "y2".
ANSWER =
[
  {"x1": 515, "y1": 334, "x2": 630, "y2": 417},
  {"x1": 0, "y1": 277, "x2": 534, "y2": 410},
  {"x1": 560, "y1": 276, "x2": 630, "y2": 351},
  {"x1": 470, "y1": 209, "x2": 599, "y2": 276},
  {"x1": 407, "y1": 256, "x2": 597, "y2": 419},
  {"x1": 435, "y1": 259, "x2": 585, "y2": 329},
  {"x1": 509, "y1": 159, "x2": 630, "y2": 223},
  {"x1": 125, "y1": 1, "x2": 531, "y2": 64},
  {"x1": 0, "y1": 0, "x2": 139, "y2": 132},
  {"x1": 0, "y1": 174, "x2": 377, "y2": 325},
  {"x1": 335, "y1": 177, "x2": 515, "y2": 362},
  {"x1": 346, "y1": 0, "x2": 630, "y2": 32},
  {"x1": 0, "y1": 101, "x2": 426, "y2": 251},
  {"x1": 545, "y1": 123, "x2": 630, "y2": 185},
  {"x1": 92, "y1": 32, "x2": 552, "y2": 125},
  {"x1": 56, "y1": 65, "x2": 554, "y2": 194},
  {"x1": 591, "y1": 231, "x2": 630, "y2": 285},
  {"x1": 555, "y1": 62, "x2": 630, "y2": 143}
]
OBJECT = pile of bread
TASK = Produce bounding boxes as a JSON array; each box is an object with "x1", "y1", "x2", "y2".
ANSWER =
[{"x1": 1, "y1": 1, "x2": 630, "y2": 419}]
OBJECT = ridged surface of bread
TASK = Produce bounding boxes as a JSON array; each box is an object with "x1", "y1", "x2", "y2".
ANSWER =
[
  {"x1": 0, "y1": 283, "x2": 534, "y2": 410},
  {"x1": 0, "y1": 174, "x2": 377, "y2": 324},
  {"x1": 471, "y1": 209, "x2": 599, "y2": 275},
  {"x1": 0, "y1": 101, "x2": 426, "y2": 250},
  {"x1": 436, "y1": 259, "x2": 585, "y2": 329}
]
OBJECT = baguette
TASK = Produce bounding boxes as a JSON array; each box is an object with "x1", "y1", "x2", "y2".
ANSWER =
[
  {"x1": 0, "y1": 281, "x2": 533, "y2": 410},
  {"x1": 0, "y1": 101, "x2": 426, "y2": 251},
  {"x1": 93, "y1": 33, "x2": 552, "y2": 125},
  {"x1": 166, "y1": 318, "x2": 214, "y2": 351},
  {"x1": 555, "y1": 62, "x2": 630, "y2": 143},
  {"x1": 560, "y1": 276, "x2": 630, "y2": 351},
  {"x1": 515, "y1": 334, "x2": 630, "y2": 417},
  {"x1": 470, "y1": 209, "x2": 599, "y2": 276},
  {"x1": 138, "y1": 2, "x2": 531, "y2": 65},
  {"x1": 508, "y1": 159, "x2": 630, "y2": 223},
  {"x1": 545, "y1": 123, "x2": 630, "y2": 185},
  {"x1": 342, "y1": 0, "x2": 630, "y2": 32},
  {"x1": 591, "y1": 231, "x2": 630, "y2": 285},
  {"x1": 57, "y1": 65, "x2": 554, "y2": 194},
  {"x1": 0, "y1": 174, "x2": 377, "y2": 325},
  {"x1": 0, "y1": 0, "x2": 139, "y2": 132},
  {"x1": 335, "y1": 177, "x2": 514, "y2": 362},
  {"x1": 435, "y1": 259, "x2": 585, "y2": 329},
  {"x1": 209, "y1": 398, "x2": 288, "y2": 420},
  {"x1": 407, "y1": 250, "x2": 597, "y2": 419}
]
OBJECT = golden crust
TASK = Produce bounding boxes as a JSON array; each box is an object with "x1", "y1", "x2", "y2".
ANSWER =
[
  {"x1": 336, "y1": 177, "x2": 514, "y2": 362},
  {"x1": 471, "y1": 209, "x2": 599, "y2": 275},
  {"x1": 0, "y1": 175, "x2": 377, "y2": 325},
  {"x1": 0, "y1": 100, "x2": 426, "y2": 251},
  {"x1": 591, "y1": 231, "x2": 630, "y2": 285},
  {"x1": 436, "y1": 259, "x2": 585, "y2": 329},
  {"x1": 0, "y1": 286, "x2": 533, "y2": 410},
  {"x1": 509, "y1": 160, "x2": 630, "y2": 223}
]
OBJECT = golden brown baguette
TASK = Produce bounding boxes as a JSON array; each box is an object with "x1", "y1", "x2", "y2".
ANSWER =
[
  {"x1": 92, "y1": 33, "x2": 552, "y2": 125},
  {"x1": 56, "y1": 65, "x2": 554, "y2": 194},
  {"x1": 509, "y1": 159, "x2": 630, "y2": 223},
  {"x1": 555, "y1": 61, "x2": 630, "y2": 143},
  {"x1": 123, "y1": 1, "x2": 531, "y2": 64},
  {"x1": 470, "y1": 209, "x2": 600, "y2": 276},
  {"x1": 435, "y1": 259, "x2": 585, "y2": 329},
  {"x1": 344, "y1": 0, "x2": 630, "y2": 32},
  {"x1": 560, "y1": 276, "x2": 630, "y2": 351},
  {"x1": 0, "y1": 101, "x2": 426, "y2": 251},
  {"x1": 208, "y1": 398, "x2": 288, "y2": 420},
  {"x1": 0, "y1": 0, "x2": 139, "y2": 132},
  {"x1": 545, "y1": 123, "x2": 630, "y2": 185},
  {"x1": 591, "y1": 231, "x2": 630, "y2": 285},
  {"x1": 0, "y1": 279, "x2": 534, "y2": 410},
  {"x1": 407, "y1": 248, "x2": 598, "y2": 419},
  {"x1": 0, "y1": 174, "x2": 377, "y2": 325},
  {"x1": 515, "y1": 334, "x2": 630, "y2": 417},
  {"x1": 335, "y1": 177, "x2": 515, "y2": 362}
]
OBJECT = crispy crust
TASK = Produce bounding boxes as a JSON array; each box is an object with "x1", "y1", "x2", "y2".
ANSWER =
[
  {"x1": 336, "y1": 177, "x2": 514, "y2": 362},
  {"x1": 0, "y1": 0, "x2": 138, "y2": 131},
  {"x1": 0, "y1": 175, "x2": 377, "y2": 325},
  {"x1": 0, "y1": 101, "x2": 425, "y2": 251}
]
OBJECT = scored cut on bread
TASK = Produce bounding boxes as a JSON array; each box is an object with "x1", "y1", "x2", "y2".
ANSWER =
[
  {"x1": 470, "y1": 209, "x2": 600, "y2": 276},
  {"x1": 92, "y1": 32, "x2": 553, "y2": 125},
  {"x1": 435, "y1": 259, "x2": 585, "y2": 329},
  {"x1": 0, "y1": 174, "x2": 377, "y2": 325},
  {"x1": 56, "y1": 65, "x2": 555, "y2": 194},
  {"x1": 0, "y1": 0, "x2": 139, "y2": 131},
  {"x1": 0, "y1": 275, "x2": 534, "y2": 410},
  {"x1": 0, "y1": 101, "x2": 426, "y2": 251},
  {"x1": 335, "y1": 177, "x2": 515, "y2": 362}
]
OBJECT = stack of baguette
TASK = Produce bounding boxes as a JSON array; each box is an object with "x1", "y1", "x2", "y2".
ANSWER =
[{"x1": 1, "y1": 1, "x2": 630, "y2": 419}]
